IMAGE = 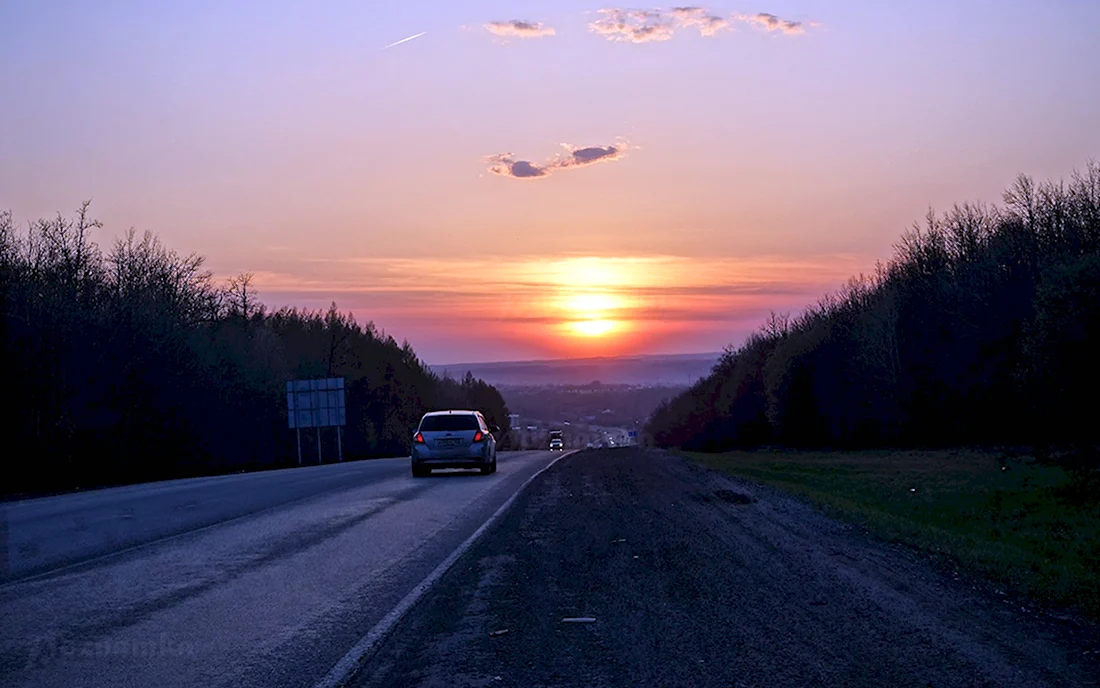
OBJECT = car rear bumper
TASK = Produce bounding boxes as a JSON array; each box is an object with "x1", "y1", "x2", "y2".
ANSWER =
[
  {"x1": 411, "y1": 445, "x2": 491, "y2": 466},
  {"x1": 411, "y1": 459, "x2": 490, "y2": 470}
]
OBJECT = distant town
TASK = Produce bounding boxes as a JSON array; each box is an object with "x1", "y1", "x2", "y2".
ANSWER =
[
  {"x1": 428, "y1": 353, "x2": 718, "y2": 450},
  {"x1": 429, "y1": 351, "x2": 719, "y2": 387}
]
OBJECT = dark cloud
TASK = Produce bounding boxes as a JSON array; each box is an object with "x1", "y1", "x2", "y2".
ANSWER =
[
  {"x1": 569, "y1": 145, "x2": 620, "y2": 165},
  {"x1": 485, "y1": 155, "x2": 549, "y2": 178},
  {"x1": 485, "y1": 141, "x2": 629, "y2": 180},
  {"x1": 509, "y1": 160, "x2": 548, "y2": 177},
  {"x1": 483, "y1": 20, "x2": 556, "y2": 38}
]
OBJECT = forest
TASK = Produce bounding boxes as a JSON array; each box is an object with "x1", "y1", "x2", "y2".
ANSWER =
[
  {"x1": 646, "y1": 163, "x2": 1100, "y2": 484},
  {"x1": 0, "y1": 204, "x2": 510, "y2": 498}
]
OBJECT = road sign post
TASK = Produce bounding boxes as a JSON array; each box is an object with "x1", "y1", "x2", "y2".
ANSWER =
[{"x1": 287, "y1": 378, "x2": 347, "y2": 465}]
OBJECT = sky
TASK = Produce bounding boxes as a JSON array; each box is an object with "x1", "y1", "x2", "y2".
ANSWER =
[{"x1": 2, "y1": 1, "x2": 1099, "y2": 364}]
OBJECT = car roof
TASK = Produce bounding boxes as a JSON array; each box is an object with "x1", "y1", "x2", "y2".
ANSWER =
[{"x1": 421, "y1": 409, "x2": 479, "y2": 417}]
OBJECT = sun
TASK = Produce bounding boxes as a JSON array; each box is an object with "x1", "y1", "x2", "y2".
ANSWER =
[
  {"x1": 564, "y1": 292, "x2": 620, "y2": 313},
  {"x1": 559, "y1": 292, "x2": 625, "y2": 338},
  {"x1": 539, "y1": 258, "x2": 647, "y2": 342},
  {"x1": 570, "y1": 319, "x2": 618, "y2": 337}
]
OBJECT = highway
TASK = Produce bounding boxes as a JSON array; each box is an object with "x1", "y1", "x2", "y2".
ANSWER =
[
  {"x1": 0, "y1": 451, "x2": 565, "y2": 688},
  {"x1": 3, "y1": 448, "x2": 1097, "y2": 688}
]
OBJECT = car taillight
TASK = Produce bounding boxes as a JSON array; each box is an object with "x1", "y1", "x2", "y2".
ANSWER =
[
  {"x1": 473, "y1": 431, "x2": 484, "y2": 442},
  {"x1": 414, "y1": 432, "x2": 425, "y2": 444}
]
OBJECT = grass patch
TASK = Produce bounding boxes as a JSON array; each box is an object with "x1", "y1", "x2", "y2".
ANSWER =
[{"x1": 685, "y1": 449, "x2": 1100, "y2": 617}]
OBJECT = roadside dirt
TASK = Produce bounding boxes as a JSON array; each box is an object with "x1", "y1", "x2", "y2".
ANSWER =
[{"x1": 352, "y1": 448, "x2": 1099, "y2": 687}]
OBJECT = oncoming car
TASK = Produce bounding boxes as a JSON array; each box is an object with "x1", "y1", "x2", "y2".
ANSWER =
[
  {"x1": 410, "y1": 410, "x2": 499, "y2": 477},
  {"x1": 549, "y1": 438, "x2": 564, "y2": 451}
]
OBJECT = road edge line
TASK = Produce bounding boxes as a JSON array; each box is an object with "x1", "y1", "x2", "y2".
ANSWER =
[{"x1": 312, "y1": 450, "x2": 578, "y2": 688}]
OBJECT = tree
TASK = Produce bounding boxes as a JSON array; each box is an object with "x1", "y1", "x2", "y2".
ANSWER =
[{"x1": 0, "y1": 203, "x2": 512, "y2": 497}]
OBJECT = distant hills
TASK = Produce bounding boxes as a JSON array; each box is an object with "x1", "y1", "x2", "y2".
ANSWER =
[{"x1": 430, "y1": 352, "x2": 721, "y2": 387}]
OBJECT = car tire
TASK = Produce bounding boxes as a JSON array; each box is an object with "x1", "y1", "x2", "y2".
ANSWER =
[
  {"x1": 412, "y1": 465, "x2": 430, "y2": 478},
  {"x1": 480, "y1": 460, "x2": 493, "y2": 475}
]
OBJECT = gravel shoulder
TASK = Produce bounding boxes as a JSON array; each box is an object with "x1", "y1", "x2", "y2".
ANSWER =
[{"x1": 351, "y1": 447, "x2": 1099, "y2": 688}]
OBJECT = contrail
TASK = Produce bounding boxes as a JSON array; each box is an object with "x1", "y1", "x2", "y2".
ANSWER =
[{"x1": 381, "y1": 31, "x2": 426, "y2": 50}]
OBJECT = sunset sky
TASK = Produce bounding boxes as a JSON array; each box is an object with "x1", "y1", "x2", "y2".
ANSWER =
[{"x1": 2, "y1": 1, "x2": 1098, "y2": 363}]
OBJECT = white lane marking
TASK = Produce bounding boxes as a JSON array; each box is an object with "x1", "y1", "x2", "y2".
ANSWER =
[{"x1": 312, "y1": 450, "x2": 576, "y2": 688}]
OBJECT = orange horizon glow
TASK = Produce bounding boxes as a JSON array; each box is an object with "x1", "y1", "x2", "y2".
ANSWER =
[{"x1": 238, "y1": 252, "x2": 875, "y2": 361}]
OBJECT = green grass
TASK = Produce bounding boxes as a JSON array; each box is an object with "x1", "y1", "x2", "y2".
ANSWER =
[{"x1": 685, "y1": 449, "x2": 1100, "y2": 617}]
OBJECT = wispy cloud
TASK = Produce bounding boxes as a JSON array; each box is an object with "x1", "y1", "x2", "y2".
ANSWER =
[
  {"x1": 588, "y1": 9, "x2": 678, "y2": 43},
  {"x1": 736, "y1": 12, "x2": 807, "y2": 35},
  {"x1": 485, "y1": 141, "x2": 629, "y2": 180},
  {"x1": 588, "y1": 6, "x2": 732, "y2": 42},
  {"x1": 589, "y1": 7, "x2": 814, "y2": 42},
  {"x1": 483, "y1": 19, "x2": 557, "y2": 39},
  {"x1": 669, "y1": 7, "x2": 733, "y2": 36},
  {"x1": 243, "y1": 254, "x2": 868, "y2": 303}
]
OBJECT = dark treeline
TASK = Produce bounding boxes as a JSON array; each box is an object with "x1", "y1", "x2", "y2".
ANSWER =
[
  {"x1": 647, "y1": 162, "x2": 1100, "y2": 477},
  {"x1": 0, "y1": 203, "x2": 510, "y2": 497}
]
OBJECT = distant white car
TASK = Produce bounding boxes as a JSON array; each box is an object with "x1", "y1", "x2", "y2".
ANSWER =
[{"x1": 549, "y1": 438, "x2": 564, "y2": 451}]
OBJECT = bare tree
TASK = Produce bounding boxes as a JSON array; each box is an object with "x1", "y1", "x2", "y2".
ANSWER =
[{"x1": 225, "y1": 272, "x2": 258, "y2": 319}]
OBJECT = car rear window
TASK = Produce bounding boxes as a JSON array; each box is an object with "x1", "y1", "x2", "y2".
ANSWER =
[{"x1": 419, "y1": 414, "x2": 480, "y2": 432}]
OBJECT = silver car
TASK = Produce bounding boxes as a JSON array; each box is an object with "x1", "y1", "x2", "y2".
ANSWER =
[{"x1": 410, "y1": 410, "x2": 499, "y2": 477}]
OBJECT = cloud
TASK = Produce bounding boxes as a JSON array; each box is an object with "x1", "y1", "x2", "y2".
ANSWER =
[
  {"x1": 250, "y1": 254, "x2": 869, "y2": 292},
  {"x1": 485, "y1": 141, "x2": 630, "y2": 180},
  {"x1": 589, "y1": 7, "x2": 813, "y2": 42},
  {"x1": 588, "y1": 6, "x2": 731, "y2": 42},
  {"x1": 563, "y1": 144, "x2": 623, "y2": 166},
  {"x1": 484, "y1": 155, "x2": 550, "y2": 179},
  {"x1": 588, "y1": 9, "x2": 677, "y2": 43},
  {"x1": 736, "y1": 12, "x2": 806, "y2": 35},
  {"x1": 669, "y1": 7, "x2": 732, "y2": 36},
  {"x1": 483, "y1": 20, "x2": 556, "y2": 38}
]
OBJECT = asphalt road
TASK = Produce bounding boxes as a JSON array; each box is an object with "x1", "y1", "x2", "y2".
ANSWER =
[
  {"x1": 354, "y1": 448, "x2": 1099, "y2": 688},
  {"x1": 0, "y1": 450, "x2": 564, "y2": 688}
]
